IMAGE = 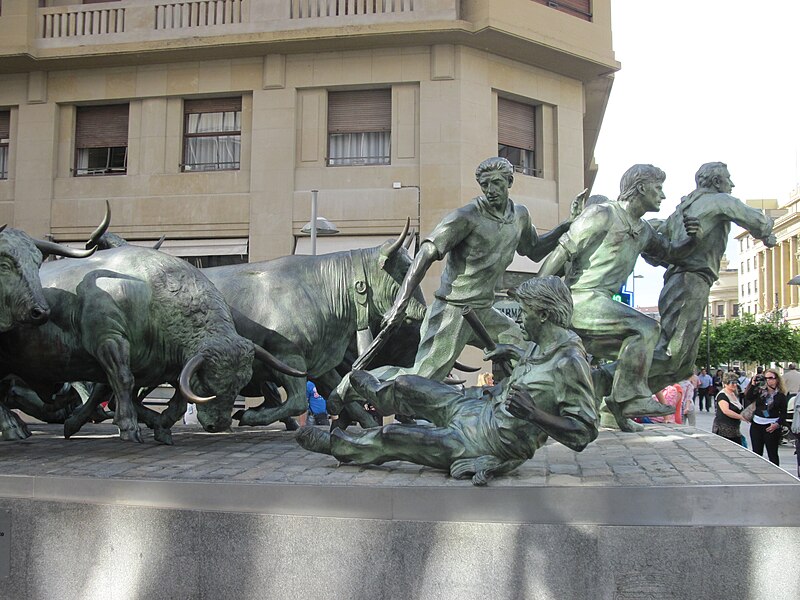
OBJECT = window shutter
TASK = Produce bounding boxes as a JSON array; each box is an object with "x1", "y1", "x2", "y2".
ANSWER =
[
  {"x1": 75, "y1": 104, "x2": 129, "y2": 149},
  {"x1": 184, "y1": 97, "x2": 242, "y2": 114},
  {"x1": 0, "y1": 111, "x2": 9, "y2": 140},
  {"x1": 531, "y1": 0, "x2": 592, "y2": 21},
  {"x1": 498, "y1": 98, "x2": 535, "y2": 151},
  {"x1": 328, "y1": 89, "x2": 391, "y2": 134}
]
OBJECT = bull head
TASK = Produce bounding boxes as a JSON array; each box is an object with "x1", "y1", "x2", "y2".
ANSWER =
[
  {"x1": 0, "y1": 204, "x2": 110, "y2": 332},
  {"x1": 179, "y1": 343, "x2": 305, "y2": 403},
  {"x1": 372, "y1": 218, "x2": 427, "y2": 324}
]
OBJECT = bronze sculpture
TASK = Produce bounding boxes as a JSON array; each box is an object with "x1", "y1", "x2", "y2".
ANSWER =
[
  {"x1": 0, "y1": 245, "x2": 303, "y2": 443},
  {"x1": 537, "y1": 164, "x2": 701, "y2": 430},
  {"x1": 297, "y1": 276, "x2": 598, "y2": 485},
  {"x1": 647, "y1": 162, "x2": 776, "y2": 389},
  {"x1": 194, "y1": 227, "x2": 426, "y2": 433},
  {"x1": 329, "y1": 156, "x2": 585, "y2": 422}
]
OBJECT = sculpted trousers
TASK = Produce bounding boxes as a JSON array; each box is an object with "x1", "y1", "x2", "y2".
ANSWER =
[
  {"x1": 649, "y1": 272, "x2": 711, "y2": 391},
  {"x1": 570, "y1": 290, "x2": 659, "y2": 406},
  {"x1": 333, "y1": 299, "x2": 522, "y2": 410},
  {"x1": 330, "y1": 375, "x2": 475, "y2": 468}
]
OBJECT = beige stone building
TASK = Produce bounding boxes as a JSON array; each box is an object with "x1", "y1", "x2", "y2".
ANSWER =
[
  {"x1": 0, "y1": 0, "x2": 618, "y2": 300},
  {"x1": 737, "y1": 195, "x2": 798, "y2": 323},
  {"x1": 707, "y1": 257, "x2": 738, "y2": 326}
]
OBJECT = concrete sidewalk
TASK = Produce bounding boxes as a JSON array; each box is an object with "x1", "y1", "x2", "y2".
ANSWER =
[{"x1": 691, "y1": 407, "x2": 797, "y2": 476}]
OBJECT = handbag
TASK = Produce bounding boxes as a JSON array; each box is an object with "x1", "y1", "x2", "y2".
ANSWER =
[{"x1": 740, "y1": 401, "x2": 756, "y2": 423}]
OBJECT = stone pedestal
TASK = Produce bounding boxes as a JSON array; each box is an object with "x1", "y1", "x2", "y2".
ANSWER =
[{"x1": 0, "y1": 424, "x2": 798, "y2": 599}]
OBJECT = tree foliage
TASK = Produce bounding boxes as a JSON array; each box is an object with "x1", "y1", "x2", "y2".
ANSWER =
[{"x1": 704, "y1": 312, "x2": 800, "y2": 368}]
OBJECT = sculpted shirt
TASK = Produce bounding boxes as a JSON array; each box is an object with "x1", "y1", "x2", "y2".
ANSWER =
[
  {"x1": 455, "y1": 330, "x2": 598, "y2": 461},
  {"x1": 658, "y1": 190, "x2": 773, "y2": 285},
  {"x1": 425, "y1": 197, "x2": 539, "y2": 309},
  {"x1": 559, "y1": 201, "x2": 671, "y2": 296}
]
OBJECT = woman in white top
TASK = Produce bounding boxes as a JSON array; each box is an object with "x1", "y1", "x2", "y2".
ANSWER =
[{"x1": 746, "y1": 368, "x2": 788, "y2": 465}]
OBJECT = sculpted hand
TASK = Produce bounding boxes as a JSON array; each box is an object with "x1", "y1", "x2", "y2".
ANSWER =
[
  {"x1": 483, "y1": 343, "x2": 523, "y2": 363},
  {"x1": 570, "y1": 188, "x2": 589, "y2": 221},
  {"x1": 505, "y1": 386, "x2": 537, "y2": 421},
  {"x1": 763, "y1": 234, "x2": 777, "y2": 248},
  {"x1": 682, "y1": 215, "x2": 701, "y2": 238}
]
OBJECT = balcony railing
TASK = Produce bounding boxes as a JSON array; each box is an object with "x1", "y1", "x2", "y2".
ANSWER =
[
  {"x1": 41, "y1": 4, "x2": 126, "y2": 38},
  {"x1": 154, "y1": 1, "x2": 246, "y2": 30},
  {"x1": 289, "y1": 0, "x2": 415, "y2": 19},
  {"x1": 36, "y1": 0, "x2": 452, "y2": 43}
]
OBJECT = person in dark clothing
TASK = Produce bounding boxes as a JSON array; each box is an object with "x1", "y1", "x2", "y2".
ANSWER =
[
  {"x1": 697, "y1": 368, "x2": 713, "y2": 412},
  {"x1": 747, "y1": 368, "x2": 788, "y2": 465},
  {"x1": 712, "y1": 372, "x2": 745, "y2": 444}
]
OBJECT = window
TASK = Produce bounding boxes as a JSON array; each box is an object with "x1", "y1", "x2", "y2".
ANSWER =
[
  {"x1": 716, "y1": 304, "x2": 725, "y2": 317},
  {"x1": 732, "y1": 304, "x2": 740, "y2": 317},
  {"x1": 531, "y1": 0, "x2": 592, "y2": 22},
  {"x1": 327, "y1": 89, "x2": 391, "y2": 166},
  {"x1": 183, "y1": 97, "x2": 242, "y2": 172},
  {"x1": 741, "y1": 284, "x2": 745, "y2": 296},
  {"x1": 498, "y1": 97, "x2": 539, "y2": 177},
  {"x1": 0, "y1": 110, "x2": 9, "y2": 180},
  {"x1": 747, "y1": 282, "x2": 751, "y2": 295},
  {"x1": 74, "y1": 104, "x2": 129, "y2": 176},
  {"x1": 740, "y1": 263, "x2": 744, "y2": 274},
  {"x1": 747, "y1": 258, "x2": 751, "y2": 272}
]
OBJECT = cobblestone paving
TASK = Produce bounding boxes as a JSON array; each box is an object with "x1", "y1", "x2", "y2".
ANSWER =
[{"x1": 0, "y1": 423, "x2": 797, "y2": 488}]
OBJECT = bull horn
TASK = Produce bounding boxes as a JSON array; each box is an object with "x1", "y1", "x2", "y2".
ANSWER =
[
  {"x1": 84, "y1": 200, "x2": 111, "y2": 249},
  {"x1": 0, "y1": 225, "x2": 6, "y2": 234},
  {"x1": 444, "y1": 377, "x2": 466, "y2": 385},
  {"x1": 152, "y1": 235, "x2": 166, "y2": 250},
  {"x1": 253, "y1": 344, "x2": 306, "y2": 378},
  {"x1": 382, "y1": 217, "x2": 411, "y2": 258},
  {"x1": 179, "y1": 354, "x2": 216, "y2": 404},
  {"x1": 453, "y1": 361, "x2": 481, "y2": 373},
  {"x1": 402, "y1": 228, "x2": 416, "y2": 251},
  {"x1": 34, "y1": 238, "x2": 97, "y2": 259}
]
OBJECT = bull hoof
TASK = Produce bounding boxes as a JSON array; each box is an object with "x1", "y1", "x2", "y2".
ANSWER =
[
  {"x1": 282, "y1": 417, "x2": 300, "y2": 432},
  {"x1": 64, "y1": 417, "x2": 83, "y2": 439},
  {"x1": 203, "y1": 425, "x2": 233, "y2": 434},
  {"x1": 119, "y1": 428, "x2": 143, "y2": 443},
  {"x1": 153, "y1": 428, "x2": 174, "y2": 445},
  {"x1": 236, "y1": 409, "x2": 261, "y2": 427},
  {"x1": 90, "y1": 408, "x2": 113, "y2": 424},
  {"x1": 232, "y1": 410, "x2": 245, "y2": 421},
  {"x1": 0, "y1": 410, "x2": 32, "y2": 441}
]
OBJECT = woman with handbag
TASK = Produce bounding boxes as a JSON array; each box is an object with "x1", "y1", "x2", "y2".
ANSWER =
[
  {"x1": 791, "y1": 399, "x2": 800, "y2": 478},
  {"x1": 747, "y1": 368, "x2": 788, "y2": 466},
  {"x1": 712, "y1": 372, "x2": 745, "y2": 444}
]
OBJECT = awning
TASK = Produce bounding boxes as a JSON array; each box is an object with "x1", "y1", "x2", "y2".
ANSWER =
[
  {"x1": 66, "y1": 238, "x2": 248, "y2": 257},
  {"x1": 294, "y1": 235, "x2": 413, "y2": 256}
]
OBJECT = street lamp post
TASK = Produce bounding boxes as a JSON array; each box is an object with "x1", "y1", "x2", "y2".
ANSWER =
[
  {"x1": 310, "y1": 189, "x2": 318, "y2": 256},
  {"x1": 301, "y1": 190, "x2": 339, "y2": 255}
]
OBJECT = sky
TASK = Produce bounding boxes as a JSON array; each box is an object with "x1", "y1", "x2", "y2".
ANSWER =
[{"x1": 592, "y1": 0, "x2": 800, "y2": 307}]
